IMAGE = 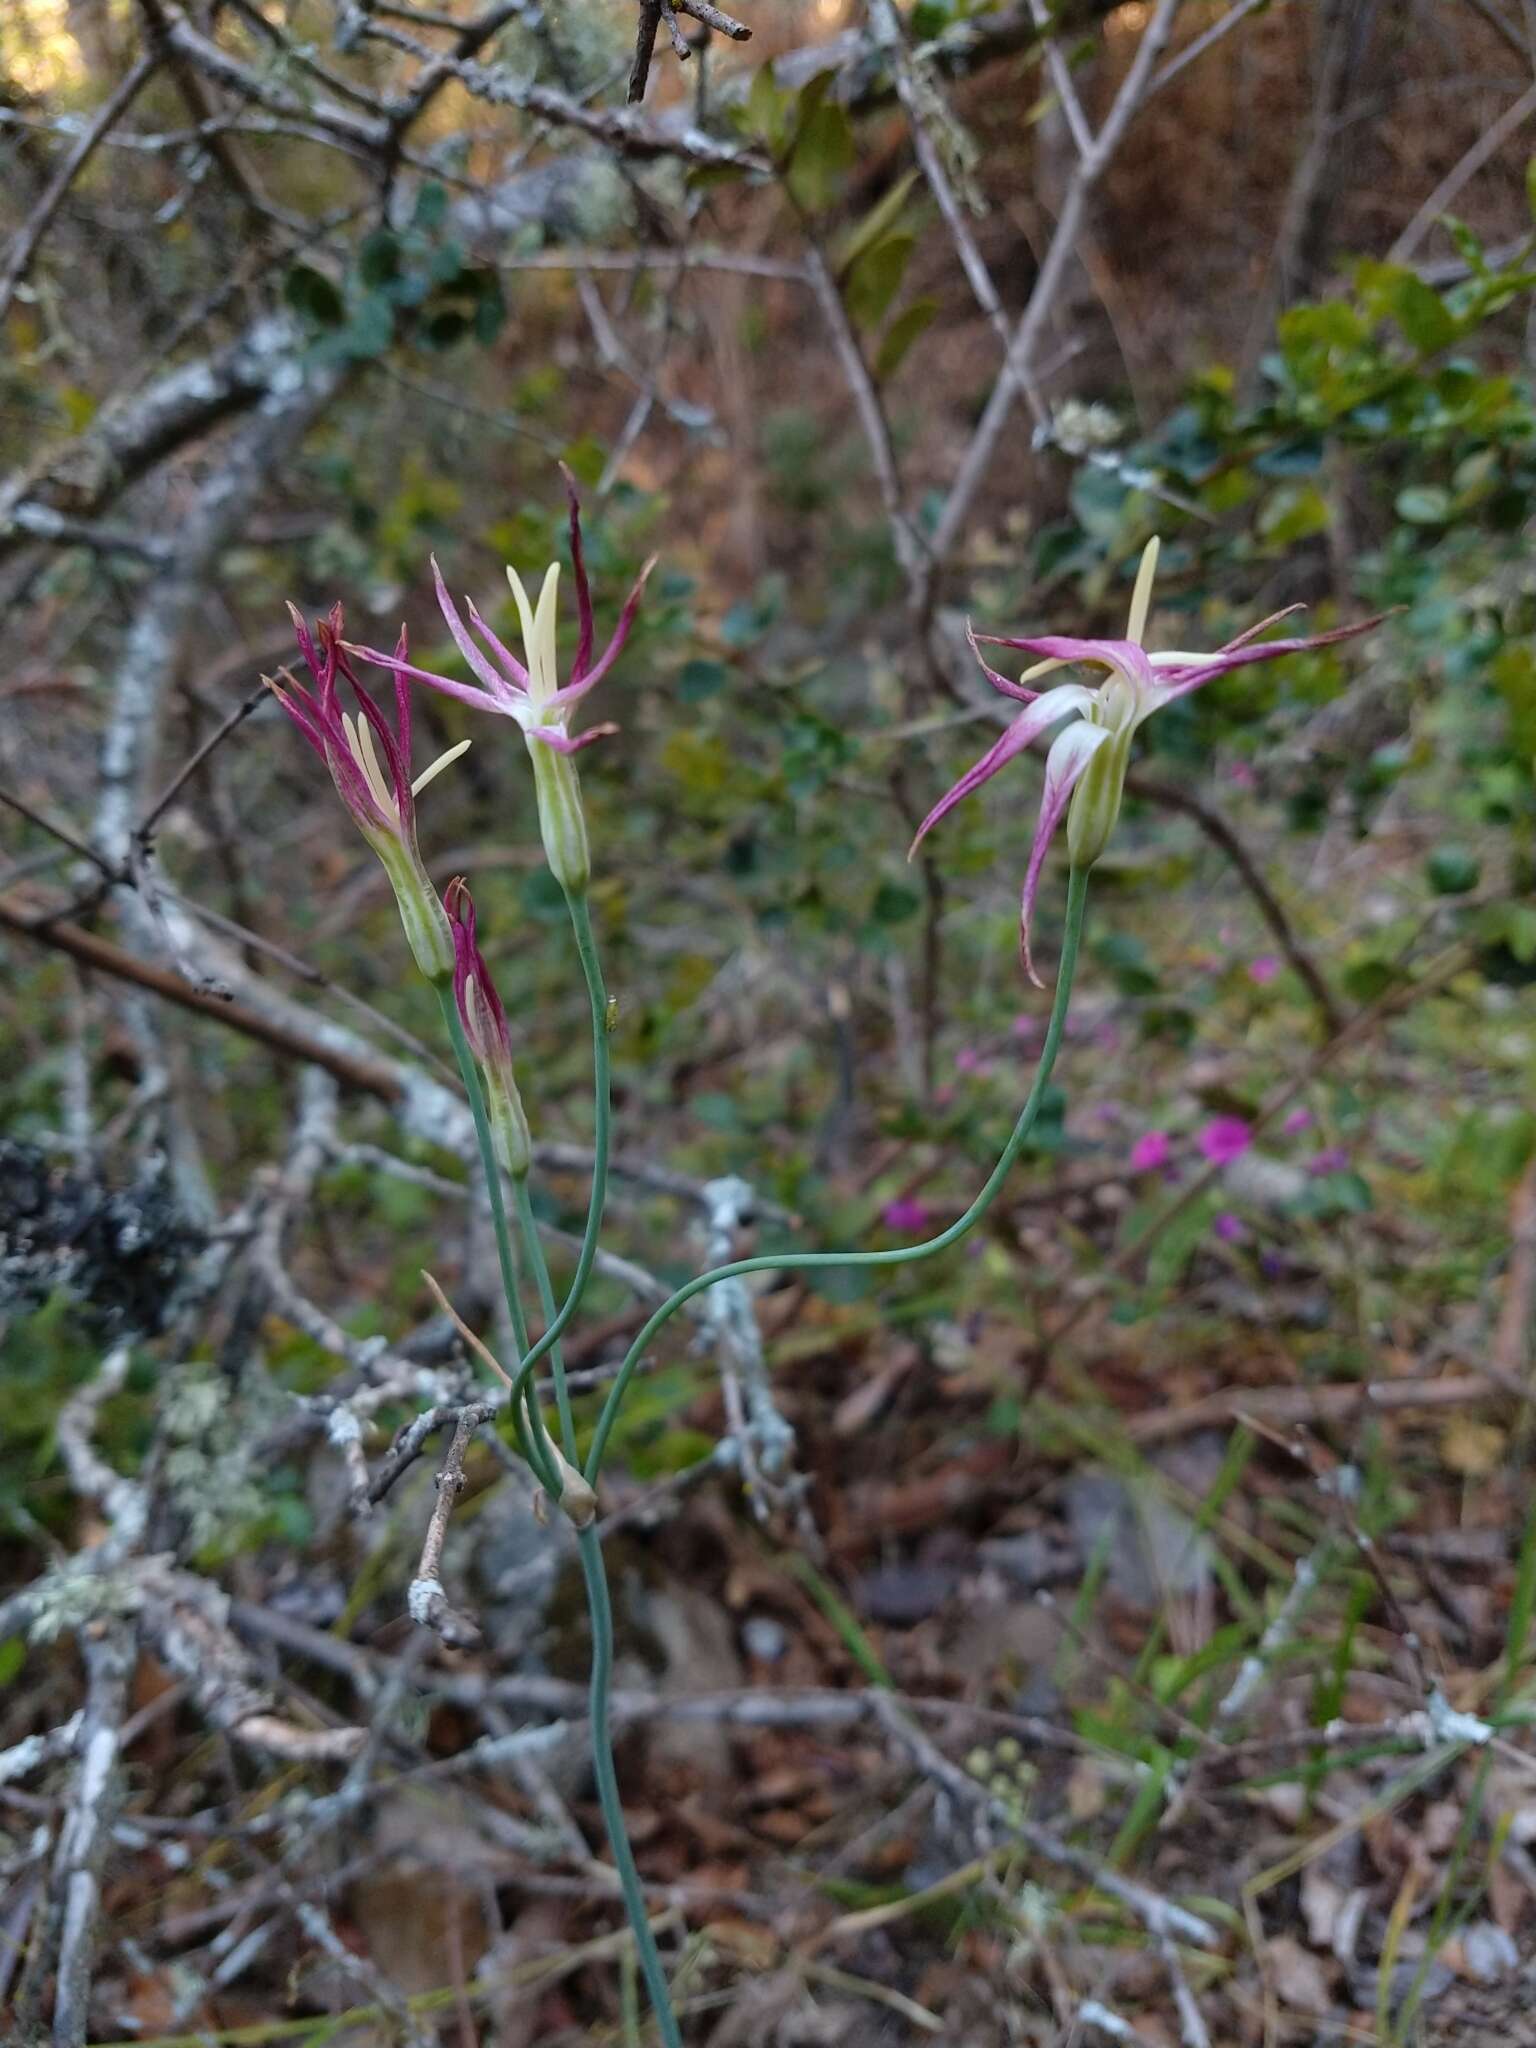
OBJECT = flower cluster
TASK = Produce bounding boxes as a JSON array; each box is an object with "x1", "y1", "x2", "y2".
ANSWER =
[{"x1": 271, "y1": 473, "x2": 648, "y2": 1215}]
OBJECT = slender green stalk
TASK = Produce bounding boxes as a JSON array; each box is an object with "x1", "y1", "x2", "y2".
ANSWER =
[
  {"x1": 506, "y1": 886, "x2": 611, "y2": 1397},
  {"x1": 583, "y1": 866, "x2": 1091, "y2": 1482},
  {"x1": 509, "y1": 1160, "x2": 683, "y2": 2048},
  {"x1": 575, "y1": 1525, "x2": 680, "y2": 2045},
  {"x1": 511, "y1": 1176, "x2": 577, "y2": 1460},
  {"x1": 436, "y1": 982, "x2": 559, "y2": 1494}
]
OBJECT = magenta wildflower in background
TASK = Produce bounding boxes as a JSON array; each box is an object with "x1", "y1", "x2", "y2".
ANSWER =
[
  {"x1": 1130, "y1": 1130, "x2": 1171, "y2": 1172},
  {"x1": 1308, "y1": 1146, "x2": 1350, "y2": 1176},
  {"x1": 955, "y1": 1046, "x2": 989, "y2": 1075},
  {"x1": 1283, "y1": 1107, "x2": 1314, "y2": 1136},
  {"x1": 1213, "y1": 1211, "x2": 1247, "y2": 1243},
  {"x1": 882, "y1": 1197, "x2": 931, "y2": 1233},
  {"x1": 1248, "y1": 954, "x2": 1281, "y2": 984},
  {"x1": 909, "y1": 535, "x2": 1378, "y2": 981},
  {"x1": 1198, "y1": 1117, "x2": 1252, "y2": 1166}
]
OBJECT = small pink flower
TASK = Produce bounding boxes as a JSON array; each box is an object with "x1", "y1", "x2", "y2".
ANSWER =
[
  {"x1": 1130, "y1": 1130, "x2": 1171, "y2": 1172},
  {"x1": 1198, "y1": 1117, "x2": 1252, "y2": 1166},
  {"x1": 1213, "y1": 1211, "x2": 1247, "y2": 1243},
  {"x1": 1248, "y1": 955, "x2": 1281, "y2": 984},
  {"x1": 955, "y1": 1047, "x2": 989, "y2": 1075},
  {"x1": 1308, "y1": 1146, "x2": 1349, "y2": 1176},
  {"x1": 1227, "y1": 761, "x2": 1257, "y2": 789},
  {"x1": 1282, "y1": 1108, "x2": 1313, "y2": 1136},
  {"x1": 881, "y1": 1197, "x2": 931, "y2": 1233}
]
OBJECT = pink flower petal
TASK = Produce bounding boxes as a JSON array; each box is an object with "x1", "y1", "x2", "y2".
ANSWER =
[
  {"x1": 1152, "y1": 615, "x2": 1382, "y2": 706},
  {"x1": 881, "y1": 1197, "x2": 931, "y2": 1233},
  {"x1": 1020, "y1": 722, "x2": 1111, "y2": 986},
  {"x1": 1198, "y1": 1117, "x2": 1252, "y2": 1166},
  {"x1": 908, "y1": 689, "x2": 1095, "y2": 858},
  {"x1": 432, "y1": 556, "x2": 525, "y2": 700},
  {"x1": 1130, "y1": 1130, "x2": 1171, "y2": 1172}
]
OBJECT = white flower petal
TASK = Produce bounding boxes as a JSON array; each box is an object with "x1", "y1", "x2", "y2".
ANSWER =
[{"x1": 1125, "y1": 535, "x2": 1161, "y2": 646}]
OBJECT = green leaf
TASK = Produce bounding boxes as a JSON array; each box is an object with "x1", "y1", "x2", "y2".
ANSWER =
[
  {"x1": 1477, "y1": 901, "x2": 1536, "y2": 965},
  {"x1": 283, "y1": 262, "x2": 345, "y2": 327},
  {"x1": 1426, "y1": 847, "x2": 1480, "y2": 895},
  {"x1": 413, "y1": 180, "x2": 448, "y2": 230},
  {"x1": 1144, "y1": 1194, "x2": 1219, "y2": 1295},
  {"x1": 677, "y1": 658, "x2": 727, "y2": 703},
  {"x1": 1491, "y1": 644, "x2": 1536, "y2": 762},
  {"x1": 870, "y1": 880, "x2": 920, "y2": 925},
  {"x1": 1395, "y1": 485, "x2": 1451, "y2": 525},
  {"x1": 1527, "y1": 154, "x2": 1536, "y2": 223},
  {"x1": 787, "y1": 98, "x2": 854, "y2": 213},
  {"x1": 845, "y1": 234, "x2": 915, "y2": 330},
  {"x1": 561, "y1": 435, "x2": 607, "y2": 488},
  {"x1": 467, "y1": 266, "x2": 507, "y2": 343},
  {"x1": 358, "y1": 228, "x2": 402, "y2": 292},
  {"x1": 1391, "y1": 273, "x2": 1457, "y2": 354},
  {"x1": 743, "y1": 61, "x2": 792, "y2": 148},
  {"x1": 1258, "y1": 482, "x2": 1330, "y2": 545},
  {"x1": 337, "y1": 293, "x2": 396, "y2": 359},
  {"x1": 419, "y1": 308, "x2": 470, "y2": 350},
  {"x1": 834, "y1": 169, "x2": 920, "y2": 279},
  {"x1": 874, "y1": 298, "x2": 939, "y2": 380}
]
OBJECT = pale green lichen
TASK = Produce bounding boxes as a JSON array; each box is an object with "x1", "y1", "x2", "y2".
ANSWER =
[
  {"x1": 161, "y1": 1367, "x2": 275, "y2": 1556},
  {"x1": 28, "y1": 1559, "x2": 140, "y2": 1644}
]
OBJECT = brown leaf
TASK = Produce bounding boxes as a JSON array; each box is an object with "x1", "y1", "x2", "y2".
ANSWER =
[{"x1": 1267, "y1": 1934, "x2": 1334, "y2": 2015}]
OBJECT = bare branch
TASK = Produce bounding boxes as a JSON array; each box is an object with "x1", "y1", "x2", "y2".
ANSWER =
[
  {"x1": 0, "y1": 53, "x2": 159, "y2": 327},
  {"x1": 50, "y1": 1626, "x2": 133, "y2": 2048},
  {"x1": 406, "y1": 1411, "x2": 483, "y2": 1648},
  {"x1": 926, "y1": 0, "x2": 1183, "y2": 590},
  {"x1": 1390, "y1": 75, "x2": 1536, "y2": 260}
]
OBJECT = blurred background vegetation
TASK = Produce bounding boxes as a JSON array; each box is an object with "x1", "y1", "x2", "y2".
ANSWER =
[{"x1": 6, "y1": 1, "x2": 1536, "y2": 2043}]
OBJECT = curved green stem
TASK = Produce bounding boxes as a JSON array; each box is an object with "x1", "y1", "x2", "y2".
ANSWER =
[
  {"x1": 506, "y1": 887, "x2": 611, "y2": 1404},
  {"x1": 576, "y1": 1525, "x2": 682, "y2": 2048},
  {"x1": 584, "y1": 866, "x2": 1091, "y2": 1483},
  {"x1": 508, "y1": 1162, "x2": 682, "y2": 2048},
  {"x1": 436, "y1": 982, "x2": 559, "y2": 1495},
  {"x1": 511, "y1": 1176, "x2": 578, "y2": 1461}
]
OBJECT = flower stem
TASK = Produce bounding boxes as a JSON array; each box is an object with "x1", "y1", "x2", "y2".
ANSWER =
[
  {"x1": 583, "y1": 867, "x2": 1091, "y2": 1482},
  {"x1": 506, "y1": 886, "x2": 612, "y2": 1402},
  {"x1": 508, "y1": 1160, "x2": 682, "y2": 2048},
  {"x1": 436, "y1": 981, "x2": 559, "y2": 1494}
]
